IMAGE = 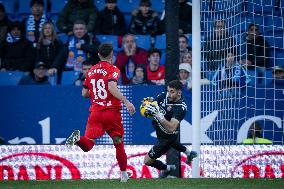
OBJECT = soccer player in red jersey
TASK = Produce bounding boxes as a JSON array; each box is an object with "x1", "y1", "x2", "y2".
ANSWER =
[{"x1": 65, "y1": 43, "x2": 135, "y2": 182}]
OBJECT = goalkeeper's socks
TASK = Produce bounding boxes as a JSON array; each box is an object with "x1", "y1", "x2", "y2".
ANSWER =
[
  {"x1": 151, "y1": 160, "x2": 167, "y2": 170},
  {"x1": 76, "y1": 136, "x2": 95, "y2": 152},
  {"x1": 184, "y1": 148, "x2": 192, "y2": 156},
  {"x1": 114, "y1": 142, "x2": 127, "y2": 171}
]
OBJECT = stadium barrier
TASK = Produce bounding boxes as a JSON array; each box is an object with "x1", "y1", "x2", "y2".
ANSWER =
[{"x1": 0, "y1": 145, "x2": 283, "y2": 180}]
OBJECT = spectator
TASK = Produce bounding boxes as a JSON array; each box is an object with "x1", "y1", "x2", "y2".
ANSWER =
[
  {"x1": 36, "y1": 21, "x2": 63, "y2": 75},
  {"x1": 56, "y1": 0, "x2": 98, "y2": 34},
  {"x1": 24, "y1": 0, "x2": 48, "y2": 47},
  {"x1": 130, "y1": 64, "x2": 149, "y2": 85},
  {"x1": 242, "y1": 121, "x2": 272, "y2": 144},
  {"x1": 115, "y1": 34, "x2": 148, "y2": 85},
  {"x1": 18, "y1": 62, "x2": 50, "y2": 85},
  {"x1": 50, "y1": 20, "x2": 100, "y2": 79},
  {"x1": 146, "y1": 48, "x2": 165, "y2": 85},
  {"x1": 240, "y1": 23, "x2": 271, "y2": 69},
  {"x1": 211, "y1": 51, "x2": 250, "y2": 89},
  {"x1": 0, "y1": 21, "x2": 34, "y2": 72},
  {"x1": 272, "y1": 65, "x2": 284, "y2": 86},
  {"x1": 204, "y1": 20, "x2": 236, "y2": 71},
  {"x1": 0, "y1": 3, "x2": 12, "y2": 43},
  {"x1": 94, "y1": 0, "x2": 126, "y2": 36},
  {"x1": 129, "y1": 0, "x2": 159, "y2": 36},
  {"x1": 179, "y1": 63, "x2": 210, "y2": 91},
  {"x1": 179, "y1": 63, "x2": 191, "y2": 88},
  {"x1": 74, "y1": 61, "x2": 93, "y2": 86},
  {"x1": 159, "y1": 0, "x2": 192, "y2": 34},
  {"x1": 179, "y1": 34, "x2": 191, "y2": 63},
  {"x1": 181, "y1": 51, "x2": 192, "y2": 65}
]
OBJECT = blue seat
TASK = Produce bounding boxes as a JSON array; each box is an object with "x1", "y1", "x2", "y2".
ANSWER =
[
  {"x1": 151, "y1": 0, "x2": 165, "y2": 13},
  {"x1": 247, "y1": 0, "x2": 274, "y2": 14},
  {"x1": 124, "y1": 13, "x2": 132, "y2": 29},
  {"x1": 94, "y1": 0, "x2": 105, "y2": 11},
  {"x1": 96, "y1": 35, "x2": 119, "y2": 51},
  {"x1": 265, "y1": 32, "x2": 284, "y2": 49},
  {"x1": 154, "y1": 34, "x2": 166, "y2": 50},
  {"x1": 117, "y1": 0, "x2": 139, "y2": 14},
  {"x1": 61, "y1": 71, "x2": 80, "y2": 85},
  {"x1": 185, "y1": 34, "x2": 192, "y2": 47},
  {"x1": 0, "y1": 71, "x2": 24, "y2": 85},
  {"x1": 135, "y1": 35, "x2": 152, "y2": 50},
  {"x1": 58, "y1": 33, "x2": 69, "y2": 44},
  {"x1": 18, "y1": 0, "x2": 31, "y2": 15},
  {"x1": 50, "y1": 0, "x2": 68, "y2": 14},
  {"x1": 0, "y1": 0, "x2": 16, "y2": 14}
]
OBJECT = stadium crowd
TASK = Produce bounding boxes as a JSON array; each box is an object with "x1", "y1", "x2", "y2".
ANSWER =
[{"x1": 0, "y1": 0, "x2": 283, "y2": 88}]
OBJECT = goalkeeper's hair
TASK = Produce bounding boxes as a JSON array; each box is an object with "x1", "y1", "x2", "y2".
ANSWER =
[
  {"x1": 98, "y1": 43, "x2": 113, "y2": 58},
  {"x1": 167, "y1": 80, "x2": 183, "y2": 91}
]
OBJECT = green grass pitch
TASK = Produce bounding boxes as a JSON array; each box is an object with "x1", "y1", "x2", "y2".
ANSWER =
[{"x1": 0, "y1": 178, "x2": 283, "y2": 189}]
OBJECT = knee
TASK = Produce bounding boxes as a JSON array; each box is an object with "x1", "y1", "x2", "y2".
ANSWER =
[
  {"x1": 112, "y1": 136, "x2": 122, "y2": 145},
  {"x1": 144, "y1": 154, "x2": 154, "y2": 165}
]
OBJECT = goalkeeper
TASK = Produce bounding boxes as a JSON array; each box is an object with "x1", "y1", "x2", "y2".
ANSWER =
[{"x1": 143, "y1": 80, "x2": 197, "y2": 178}]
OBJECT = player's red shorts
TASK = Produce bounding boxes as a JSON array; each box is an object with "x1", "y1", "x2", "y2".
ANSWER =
[{"x1": 84, "y1": 108, "x2": 124, "y2": 139}]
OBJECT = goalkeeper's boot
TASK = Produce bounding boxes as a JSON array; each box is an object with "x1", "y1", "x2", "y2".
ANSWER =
[
  {"x1": 186, "y1": 151, "x2": 198, "y2": 164},
  {"x1": 120, "y1": 171, "x2": 129, "y2": 182},
  {"x1": 65, "y1": 130, "x2": 80, "y2": 147},
  {"x1": 159, "y1": 165, "x2": 176, "y2": 178}
]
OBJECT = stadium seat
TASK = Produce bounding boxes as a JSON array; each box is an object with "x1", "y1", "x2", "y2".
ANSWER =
[
  {"x1": 247, "y1": 0, "x2": 274, "y2": 14},
  {"x1": 50, "y1": 0, "x2": 68, "y2": 14},
  {"x1": 0, "y1": 71, "x2": 24, "y2": 86},
  {"x1": 265, "y1": 32, "x2": 284, "y2": 49},
  {"x1": 61, "y1": 71, "x2": 80, "y2": 85},
  {"x1": 0, "y1": 0, "x2": 16, "y2": 15},
  {"x1": 124, "y1": 13, "x2": 132, "y2": 29},
  {"x1": 94, "y1": 0, "x2": 105, "y2": 11},
  {"x1": 264, "y1": 16, "x2": 283, "y2": 32},
  {"x1": 135, "y1": 35, "x2": 152, "y2": 50},
  {"x1": 96, "y1": 35, "x2": 119, "y2": 52},
  {"x1": 275, "y1": 50, "x2": 284, "y2": 66},
  {"x1": 117, "y1": 0, "x2": 139, "y2": 14},
  {"x1": 58, "y1": 33, "x2": 69, "y2": 44},
  {"x1": 185, "y1": 34, "x2": 192, "y2": 47},
  {"x1": 154, "y1": 34, "x2": 166, "y2": 50},
  {"x1": 151, "y1": 0, "x2": 165, "y2": 13},
  {"x1": 18, "y1": 0, "x2": 31, "y2": 16}
]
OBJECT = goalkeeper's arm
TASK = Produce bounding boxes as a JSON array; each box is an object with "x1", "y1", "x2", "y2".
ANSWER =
[
  {"x1": 159, "y1": 117, "x2": 180, "y2": 133},
  {"x1": 145, "y1": 103, "x2": 179, "y2": 132}
]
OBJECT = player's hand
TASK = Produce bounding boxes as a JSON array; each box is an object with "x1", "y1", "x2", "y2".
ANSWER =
[
  {"x1": 125, "y1": 100, "x2": 135, "y2": 115},
  {"x1": 145, "y1": 101, "x2": 165, "y2": 121}
]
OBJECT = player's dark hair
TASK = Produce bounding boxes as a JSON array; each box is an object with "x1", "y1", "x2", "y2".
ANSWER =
[
  {"x1": 167, "y1": 80, "x2": 183, "y2": 91},
  {"x1": 98, "y1": 43, "x2": 113, "y2": 58}
]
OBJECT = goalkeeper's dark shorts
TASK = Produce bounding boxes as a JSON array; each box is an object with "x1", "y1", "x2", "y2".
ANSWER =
[{"x1": 148, "y1": 135, "x2": 178, "y2": 159}]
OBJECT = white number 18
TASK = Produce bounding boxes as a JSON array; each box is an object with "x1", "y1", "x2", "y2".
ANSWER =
[{"x1": 90, "y1": 79, "x2": 107, "y2": 99}]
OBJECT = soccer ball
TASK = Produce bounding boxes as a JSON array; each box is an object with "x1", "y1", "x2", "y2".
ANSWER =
[{"x1": 140, "y1": 100, "x2": 153, "y2": 118}]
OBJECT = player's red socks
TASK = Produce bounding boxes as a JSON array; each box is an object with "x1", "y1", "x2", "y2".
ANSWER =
[
  {"x1": 76, "y1": 136, "x2": 95, "y2": 152},
  {"x1": 114, "y1": 142, "x2": 127, "y2": 171}
]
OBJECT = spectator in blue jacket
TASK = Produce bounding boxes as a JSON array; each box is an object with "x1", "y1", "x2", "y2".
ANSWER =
[{"x1": 211, "y1": 51, "x2": 251, "y2": 89}]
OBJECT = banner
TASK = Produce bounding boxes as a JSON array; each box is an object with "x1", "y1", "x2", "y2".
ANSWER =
[
  {"x1": 0, "y1": 145, "x2": 283, "y2": 180},
  {"x1": 0, "y1": 85, "x2": 283, "y2": 144}
]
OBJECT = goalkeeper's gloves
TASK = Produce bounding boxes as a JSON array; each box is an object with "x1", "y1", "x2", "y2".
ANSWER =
[
  {"x1": 142, "y1": 97, "x2": 154, "y2": 102},
  {"x1": 145, "y1": 101, "x2": 165, "y2": 121}
]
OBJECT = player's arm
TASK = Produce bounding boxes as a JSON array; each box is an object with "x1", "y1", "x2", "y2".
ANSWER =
[
  {"x1": 159, "y1": 118, "x2": 180, "y2": 133},
  {"x1": 108, "y1": 80, "x2": 135, "y2": 115},
  {"x1": 82, "y1": 87, "x2": 90, "y2": 98}
]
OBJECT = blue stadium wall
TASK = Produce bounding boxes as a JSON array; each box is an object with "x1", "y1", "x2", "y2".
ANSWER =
[{"x1": 0, "y1": 85, "x2": 283, "y2": 145}]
